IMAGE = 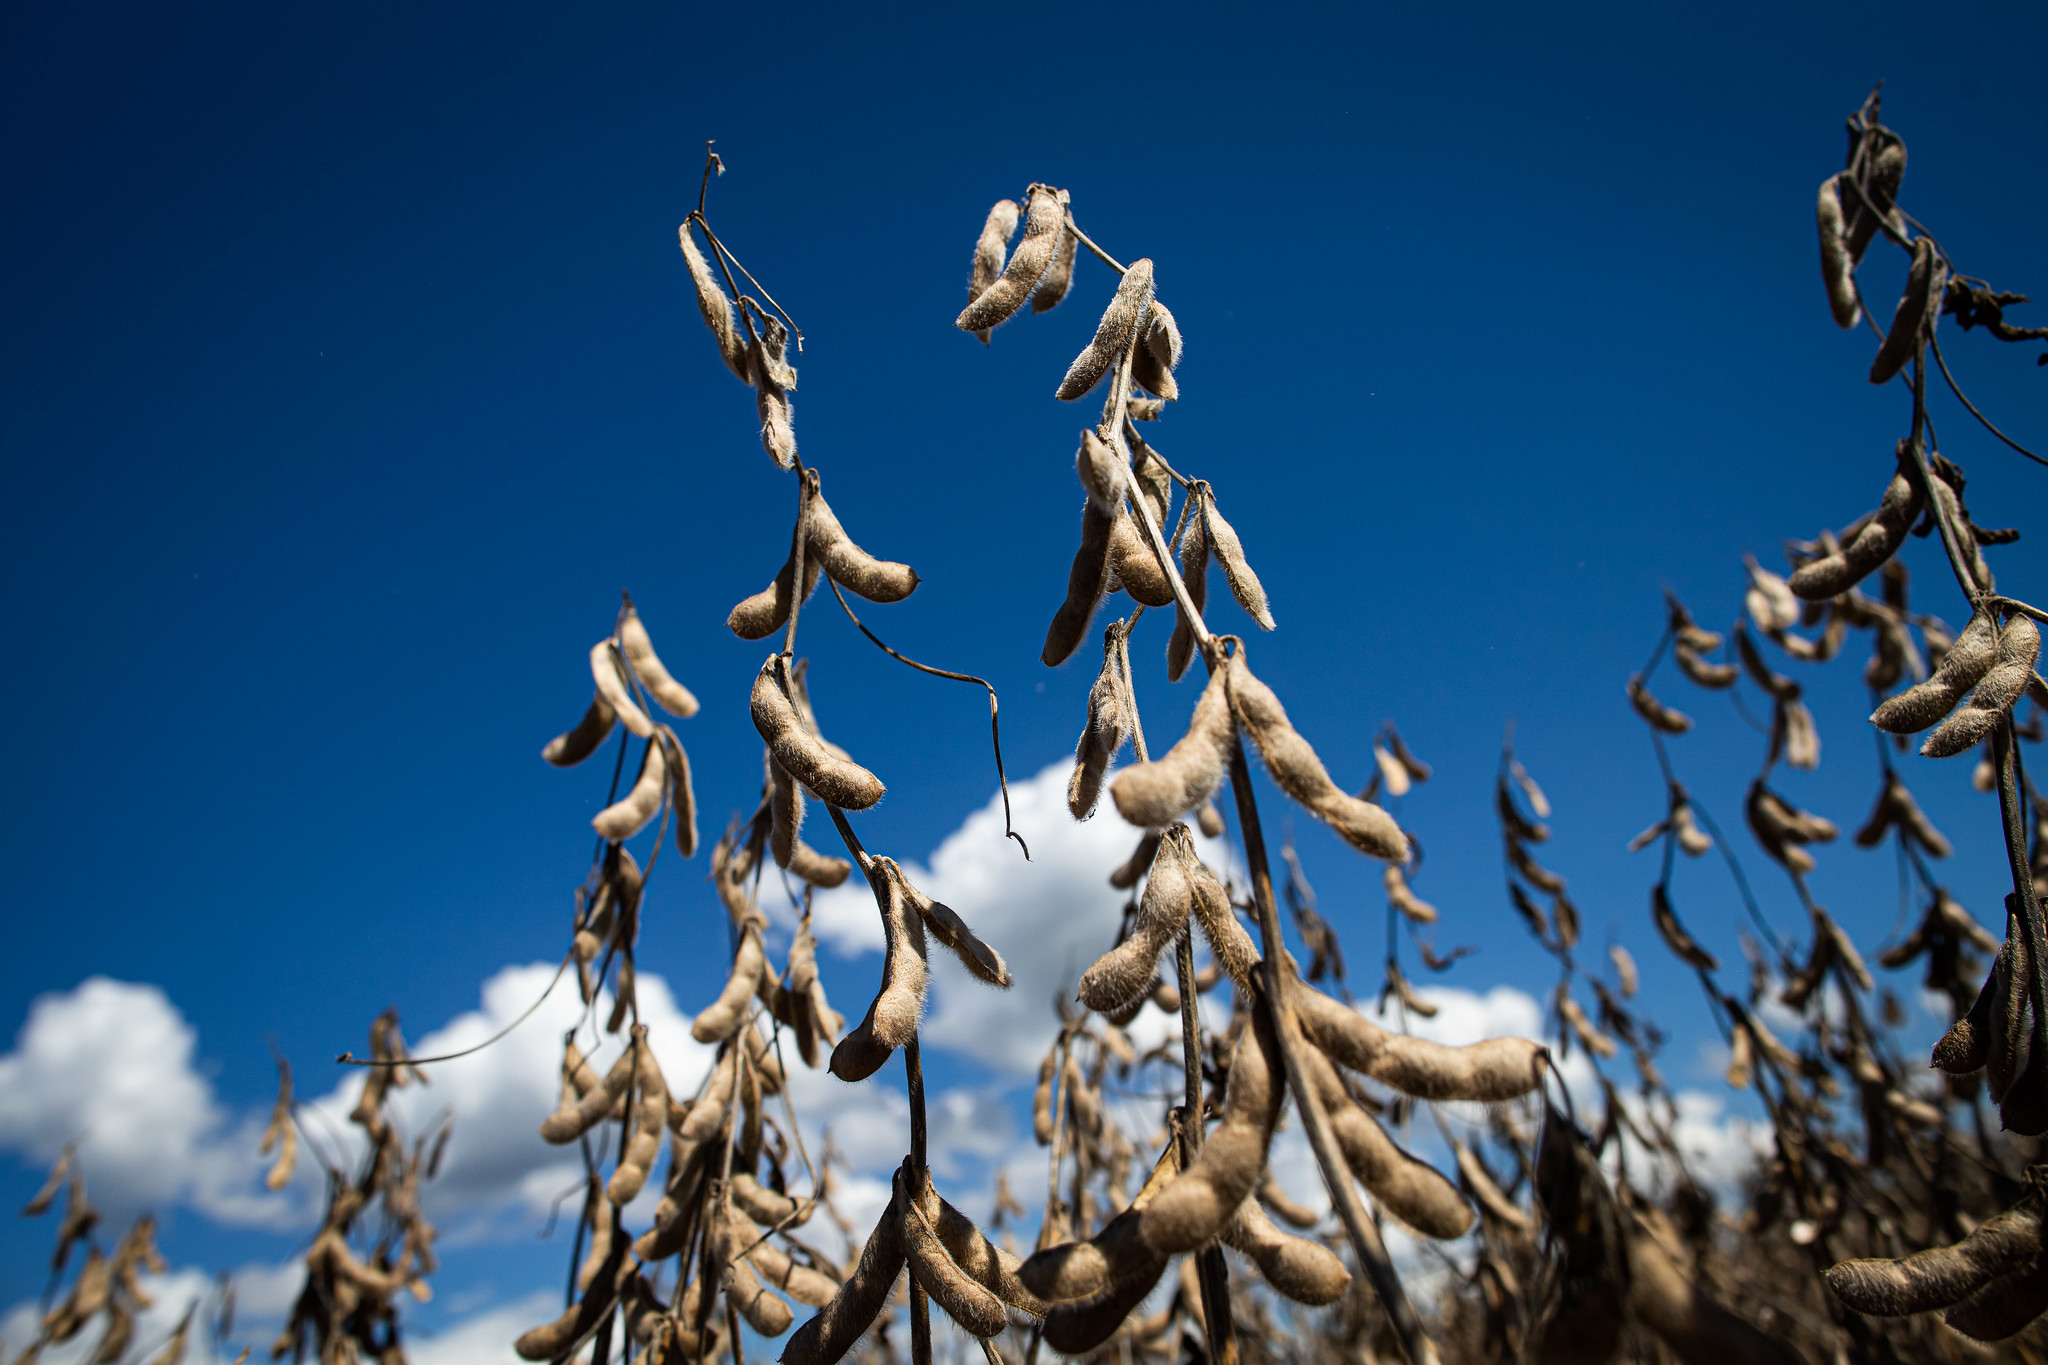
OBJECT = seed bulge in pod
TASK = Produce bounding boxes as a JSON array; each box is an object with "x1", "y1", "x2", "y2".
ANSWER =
[
  {"x1": 1870, "y1": 236, "x2": 1949, "y2": 387},
  {"x1": 1203, "y1": 489, "x2": 1275, "y2": 630},
  {"x1": 750, "y1": 658, "x2": 885, "y2": 810},
  {"x1": 1226, "y1": 647, "x2": 1406, "y2": 861},
  {"x1": 1111, "y1": 665, "x2": 1235, "y2": 827},
  {"x1": 1042, "y1": 503, "x2": 1115, "y2": 668},
  {"x1": 964, "y1": 200, "x2": 1019, "y2": 345},
  {"x1": 593, "y1": 738, "x2": 668, "y2": 841},
  {"x1": 957, "y1": 185, "x2": 1066, "y2": 334},
  {"x1": 1056, "y1": 259, "x2": 1155, "y2": 402},
  {"x1": 543, "y1": 693, "x2": 617, "y2": 767},
  {"x1": 617, "y1": 602, "x2": 700, "y2": 717},
  {"x1": 678, "y1": 223, "x2": 749, "y2": 382},
  {"x1": 1816, "y1": 174, "x2": 1862, "y2": 329}
]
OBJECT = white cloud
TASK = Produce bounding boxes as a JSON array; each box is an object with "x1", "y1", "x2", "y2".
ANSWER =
[
  {"x1": 409, "y1": 1292, "x2": 557, "y2": 1365},
  {"x1": 0, "y1": 978, "x2": 289, "y2": 1229},
  {"x1": 3, "y1": 1266, "x2": 228, "y2": 1365},
  {"x1": 810, "y1": 761, "x2": 1230, "y2": 1076}
]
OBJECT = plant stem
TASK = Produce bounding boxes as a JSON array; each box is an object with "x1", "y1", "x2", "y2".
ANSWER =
[{"x1": 1229, "y1": 740, "x2": 1442, "y2": 1365}]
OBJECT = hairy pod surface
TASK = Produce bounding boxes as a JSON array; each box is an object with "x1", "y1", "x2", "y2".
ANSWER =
[
  {"x1": 1874, "y1": 607, "x2": 1995, "y2": 730},
  {"x1": 693, "y1": 928, "x2": 768, "y2": 1043},
  {"x1": 1188, "y1": 855, "x2": 1260, "y2": 990},
  {"x1": 1033, "y1": 223, "x2": 1079, "y2": 314},
  {"x1": 894, "y1": 1168, "x2": 1007, "y2": 1338},
  {"x1": 679, "y1": 223, "x2": 750, "y2": 381},
  {"x1": 618, "y1": 604, "x2": 700, "y2": 717},
  {"x1": 1226, "y1": 648, "x2": 1408, "y2": 860},
  {"x1": 752, "y1": 659, "x2": 886, "y2": 809},
  {"x1": 1870, "y1": 236, "x2": 1948, "y2": 386},
  {"x1": 718, "y1": 1199, "x2": 795, "y2": 1336},
  {"x1": 1222, "y1": 1196, "x2": 1350, "y2": 1305},
  {"x1": 1923, "y1": 615, "x2": 2040, "y2": 758},
  {"x1": 729, "y1": 524, "x2": 825, "y2": 641},
  {"x1": 606, "y1": 1032, "x2": 668, "y2": 1205},
  {"x1": 805, "y1": 483, "x2": 919, "y2": 603},
  {"x1": 1789, "y1": 466, "x2": 1924, "y2": 600},
  {"x1": 886, "y1": 857, "x2": 1010, "y2": 986},
  {"x1": 1828, "y1": 1186, "x2": 2044, "y2": 1316},
  {"x1": 956, "y1": 185, "x2": 1066, "y2": 334},
  {"x1": 780, "y1": 1184, "x2": 905, "y2": 1365},
  {"x1": 1068, "y1": 630, "x2": 1132, "y2": 820},
  {"x1": 1106, "y1": 512, "x2": 1176, "y2": 607},
  {"x1": 1080, "y1": 829, "x2": 1192, "y2": 1013},
  {"x1": 1141, "y1": 1000, "x2": 1283, "y2": 1254},
  {"x1": 1166, "y1": 506, "x2": 1209, "y2": 683},
  {"x1": 1042, "y1": 503, "x2": 1115, "y2": 667},
  {"x1": 1289, "y1": 975, "x2": 1543, "y2": 1101},
  {"x1": 591, "y1": 736, "x2": 668, "y2": 842},
  {"x1": 543, "y1": 693, "x2": 618, "y2": 767},
  {"x1": 588, "y1": 641, "x2": 656, "y2": 739},
  {"x1": 965, "y1": 200, "x2": 1019, "y2": 344},
  {"x1": 828, "y1": 868, "x2": 929, "y2": 1080},
  {"x1": 1202, "y1": 490, "x2": 1275, "y2": 630},
  {"x1": 1057, "y1": 258, "x2": 1154, "y2": 402},
  {"x1": 1110, "y1": 664, "x2": 1235, "y2": 827},
  {"x1": 1816, "y1": 175, "x2": 1862, "y2": 329}
]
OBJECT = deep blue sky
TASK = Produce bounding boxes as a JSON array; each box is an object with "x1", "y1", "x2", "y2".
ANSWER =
[{"x1": 4, "y1": 0, "x2": 2044, "y2": 1325}]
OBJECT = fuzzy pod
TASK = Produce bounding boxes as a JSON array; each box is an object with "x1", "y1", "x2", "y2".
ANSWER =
[
  {"x1": 828, "y1": 868, "x2": 929, "y2": 1080},
  {"x1": 1289, "y1": 975, "x2": 1543, "y2": 1102},
  {"x1": 1111, "y1": 664, "x2": 1235, "y2": 826},
  {"x1": 742, "y1": 1019, "x2": 787, "y2": 1095},
  {"x1": 1080, "y1": 829, "x2": 1192, "y2": 1013},
  {"x1": 1870, "y1": 236, "x2": 1949, "y2": 386},
  {"x1": 913, "y1": 1170, "x2": 1050, "y2": 1317},
  {"x1": 1197, "y1": 489, "x2": 1275, "y2": 631},
  {"x1": 1673, "y1": 642, "x2": 1738, "y2": 689},
  {"x1": 1106, "y1": 512, "x2": 1176, "y2": 607},
  {"x1": 1816, "y1": 175, "x2": 1862, "y2": 329},
  {"x1": 1031, "y1": 1049, "x2": 1057, "y2": 1144},
  {"x1": 1056, "y1": 258, "x2": 1155, "y2": 402},
  {"x1": 1166, "y1": 508, "x2": 1210, "y2": 683},
  {"x1": 679, "y1": 1046, "x2": 737, "y2": 1142},
  {"x1": 1221, "y1": 1196, "x2": 1349, "y2": 1305},
  {"x1": 965, "y1": 200, "x2": 1020, "y2": 344},
  {"x1": 780, "y1": 1194, "x2": 905, "y2": 1365},
  {"x1": 1923, "y1": 616, "x2": 2040, "y2": 758},
  {"x1": 1031, "y1": 224, "x2": 1080, "y2": 315},
  {"x1": 957, "y1": 185, "x2": 1066, "y2": 334},
  {"x1": 591, "y1": 736, "x2": 668, "y2": 843},
  {"x1": 607, "y1": 1033, "x2": 668, "y2": 1205},
  {"x1": 731, "y1": 1173, "x2": 805, "y2": 1230},
  {"x1": 1042, "y1": 503, "x2": 1115, "y2": 667},
  {"x1": 1385, "y1": 864, "x2": 1438, "y2": 924},
  {"x1": 717, "y1": 1201, "x2": 795, "y2": 1337},
  {"x1": 1069, "y1": 628, "x2": 1132, "y2": 820},
  {"x1": 750, "y1": 1242, "x2": 841, "y2": 1310},
  {"x1": 1130, "y1": 333, "x2": 1178, "y2": 401},
  {"x1": 1734, "y1": 624, "x2": 1802, "y2": 701},
  {"x1": 540, "y1": 1041, "x2": 634, "y2": 1144},
  {"x1": 1844, "y1": 135, "x2": 1907, "y2": 263},
  {"x1": 1038, "y1": 1246, "x2": 1170, "y2": 1355},
  {"x1": 1945, "y1": 1256, "x2": 2048, "y2": 1342},
  {"x1": 1627, "y1": 675, "x2": 1692, "y2": 734},
  {"x1": 893, "y1": 1168, "x2": 1007, "y2": 1338},
  {"x1": 1789, "y1": 467, "x2": 1924, "y2": 600},
  {"x1": 1188, "y1": 854, "x2": 1260, "y2": 991},
  {"x1": 771, "y1": 756, "x2": 804, "y2": 869},
  {"x1": 1075, "y1": 429, "x2": 1127, "y2": 515},
  {"x1": 1141, "y1": 999, "x2": 1284, "y2": 1254},
  {"x1": 1744, "y1": 557, "x2": 1801, "y2": 635},
  {"x1": 515, "y1": 1249, "x2": 622, "y2": 1360},
  {"x1": 1226, "y1": 648, "x2": 1408, "y2": 861},
  {"x1": 806, "y1": 484, "x2": 919, "y2": 604},
  {"x1": 729, "y1": 525, "x2": 824, "y2": 641},
  {"x1": 1828, "y1": 1187, "x2": 2044, "y2": 1316},
  {"x1": 1631, "y1": 1234, "x2": 1805, "y2": 1365},
  {"x1": 589, "y1": 641, "x2": 656, "y2": 739},
  {"x1": 886, "y1": 857, "x2": 1009, "y2": 987},
  {"x1": 752, "y1": 658, "x2": 885, "y2": 809},
  {"x1": 1018, "y1": 1208, "x2": 1154, "y2": 1304},
  {"x1": 785, "y1": 838, "x2": 852, "y2": 889},
  {"x1": 751, "y1": 317, "x2": 799, "y2": 471},
  {"x1": 1197, "y1": 800, "x2": 1225, "y2": 839},
  {"x1": 1780, "y1": 699, "x2": 1820, "y2": 771},
  {"x1": 679, "y1": 223, "x2": 749, "y2": 382},
  {"x1": 692, "y1": 928, "x2": 768, "y2": 1043},
  {"x1": 618, "y1": 604, "x2": 699, "y2": 718},
  {"x1": 543, "y1": 693, "x2": 618, "y2": 767}
]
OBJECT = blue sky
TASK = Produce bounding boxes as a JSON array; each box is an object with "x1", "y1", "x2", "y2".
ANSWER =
[{"x1": 3, "y1": 0, "x2": 2044, "y2": 1352}]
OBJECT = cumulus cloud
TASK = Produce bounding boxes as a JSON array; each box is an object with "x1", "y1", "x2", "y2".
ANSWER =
[{"x1": 2, "y1": 1265, "x2": 228, "y2": 1365}]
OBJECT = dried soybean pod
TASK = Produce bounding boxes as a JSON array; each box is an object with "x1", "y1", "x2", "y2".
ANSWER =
[
  {"x1": 1674, "y1": 643, "x2": 1738, "y2": 689},
  {"x1": 1630, "y1": 1234, "x2": 1805, "y2": 1365},
  {"x1": 661, "y1": 729, "x2": 699, "y2": 858},
  {"x1": 1924, "y1": 616, "x2": 2041, "y2": 758},
  {"x1": 895, "y1": 1168, "x2": 1008, "y2": 1338},
  {"x1": 1844, "y1": 134, "x2": 1907, "y2": 263},
  {"x1": 1453, "y1": 1142, "x2": 1531, "y2": 1231},
  {"x1": 695, "y1": 929, "x2": 768, "y2": 1042},
  {"x1": 1111, "y1": 664, "x2": 1235, "y2": 827},
  {"x1": 1257, "y1": 1173, "x2": 1321, "y2": 1230},
  {"x1": 1032, "y1": 223, "x2": 1079, "y2": 314},
  {"x1": 21, "y1": 1148, "x2": 73, "y2": 1218},
  {"x1": 1302, "y1": 1041, "x2": 1471, "y2": 1239},
  {"x1": 750, "y1": 1242, "x2": 841, "y2": 1309},
  {"x1": 680, "y1": 1047, "x2": 738, "y2": 1141},
  {"x1": 829, "y1": 868, "x2": 929, "y2": 1080},
  {"x1": 1188, "y1": 854, "x2": 1260, "y2": 991},
  {"x1": 965, "y1": 200, "x2": 1020, "y2": 345},
  {"x1": 1610, "y1": 945, "x2": 1639, "y2": 997},
  {"x1": 1081, "y1": 831, "x2": 1192, "y2": 1013},
  {"x1": 1108, "y1": 830, "x2": 1162, "y2": 889},
  {"x1": 1288, "y1": 975, "x2": 1543, "y2": 1102},
  {"x1": 731, "y1": 1172, "x2": 804, "y2": 1229},
  {"x1": 1196, "y1": 800, "x2": 1225, "y2": 839},
  {"x1": 1944, "y1": 1255, "x2": 2048, "y2": 1341},
  {"x1": 515, "y1": 1245, "x2": 623, "y2": 1359},
  {"x1": 1032, "y1": 1050, "x2": 1058, "y2": 1144},
  {"x1": 1385, "y1": 863, "x2": 1438, "y2": 924},
  {"x1": 1789, "y1": 465, "x2": 1924, "y2": 600},
  {"x1": 1141, "y1": 996, "x2": 1284, "y2": 1254},
  {"x1": 618, "y1": 602, "x2": 700, "y2": 718},
  {"x1": 543, "y1": 693, "x2": 618, "y2": 767},
  {"x1": 786, "y1": 838, "x2": 852, "y2": 889},
  {"x1": 729, "y1": 523, "x2": 825, "y2": 641},
  {"x1": 1221, "y1": 1196, "x2": 1349, "y2": 1305},
  {"x1": 1197, "y1": 488, "x2": 1275, "y2": 630},
  {"x1": 590, "y1": 641, "x2": 656, "y2": 739},
  {"x1": 1870, "y1": 236, "x2": 1948, "y2": 386},
  {"x1": 781, "y1": 1195, "x2": 906, "y2": 1365},
  {"x1": 718, "y1": 1197, "x2": 795, "y2": 1336},
  {"x1": 259, "y1": 1060, "x2": 296, "y2": 1192},
  {"x1": 1106, "y1": 513, "x2": 1176, "y2": 607},
  {"x1": 1816, "y1": 175, "x2": 1862, "y2": 329},
  {"x1": 957, "y1": 184, "x2": 1066, "y2": 334},
  {"x1": 1042, "y1": 502, "x2": 1116, "y2": 667},
  {"x1": 805, "y1": 482, "x2": 919, "y2": 603},
  {"x1": 680, "y1": 222, "x2": 750, "y2": 382},
  {"x1": 1876, "y1": 609, "x2": 2000, "y2": 730},
  {"x1": 1627, "y1": 676, "x2": 1692, "y2": 734},
  {"x1": 751, "y1": 311, "x2": 800, "y2": 470},
  {"x1": 1827, "y1": 1187, "x2": 2044, "y2": 1316},
  {"x1": 1226, "y1": 647, "x2": 1407, "y2": 860},
  {"x1": 886, "y1": 857, "x2": 1010, "y2": 987},
  {"x1": 771, "y1": 756, "x2": 805, "y2": 869},
  {"x1": 1069, "y1": 628, "x2": 1133, "y2": 819},
  {"x1": 607, "y1": 1031, "x2": 668, "y2": 1204},
  {"x1": 1651, "y1": 885, "x2": 1719, "y2": 971},
  {"x1": 752, "y1": 658, "x2": 885, "y2": 809},
  {"x1": 921, "y1": 1186, "x2": 1050, "y2": 1317},
  {"x1": 593, "y1": 737, "x2": 668, "y2": 841},
  {"x1": 540, "y1": 1042, "x2": 634, "y2": 1143},
  {"x1": 1038, "y1": 1244, "x2": 1171, "y2": 1354},
  {"x1": 1166, "y1": 504, "x2": 1209, "y2": 683},
  {"x1": 1056, "y1": 258, "x2": 1154, "y2": 402}
]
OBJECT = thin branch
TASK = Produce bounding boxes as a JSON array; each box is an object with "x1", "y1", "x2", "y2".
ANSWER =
[{"x1": 1929, "y1": 332, "x2": 2047, "y2": 468}]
